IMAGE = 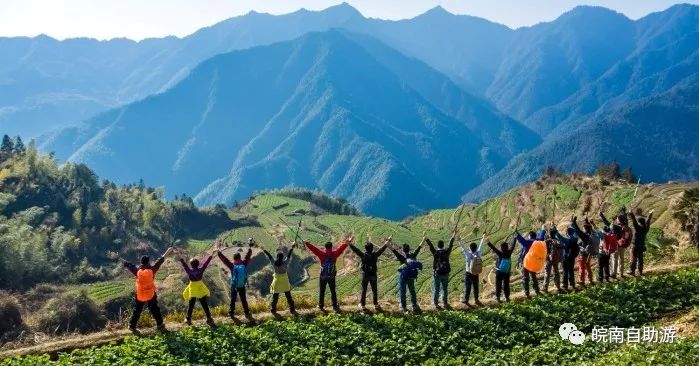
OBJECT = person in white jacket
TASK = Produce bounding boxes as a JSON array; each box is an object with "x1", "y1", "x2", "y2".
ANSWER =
[{"x1": 460, "y1": 234, "x2": 485, "y2": 305}]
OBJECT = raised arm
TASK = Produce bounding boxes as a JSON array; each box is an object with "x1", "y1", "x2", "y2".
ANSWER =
[
  {"x1": 218, "y1": 251, "x2": 233, "y2": 268},
  {"x1": 376, "y1": 243, "x2": 389, "y2": 257},
  {"x1": 243, "y1": 247, "x2": 253, "y2": 265},
  {"x1": 515, "y1": 232, "x2": 531, "y2": 247},
  {"x1": 447, "y1": 234, "x2": 456, "y2": 252},
  {"x1": 477, "y1": 235, "x2": 485, "y2": 254},
  {"x1": 647, "y1": 211, "x2": 654, "y2": 227},
  {"x1": 425, "y1": 238, "x2": 436, "y2": 254},
  {"x1": 391, "y1": 248, "x2": 406, "y2": 263},
  {"x1": 304, "y1": 242, "x2": 323, "y2": 258},
  {"x1": 179, "y1": 257, "x2": 191, "y2": 272},
  {"x1": 286, "y1": 247, "x2": 295, "y2": 261},
  {"x1": 629, "y1": 213, "x2": 641, "y2": 230},
  {"x1": 411, "y1": 242, "x2": 423, "y2": 258},
  {"x1": 571, "y1": 219, "x2": 589, "y2": 242},
  {"x1": 487, "y1": 242, "x2": 502, "y2": 257},
  {"x1": 349, "y1": 243, "x2": 364, "y2": 258},
  {"x1": 152, "y1": 247, "x2": 174, "y2": 272},
  {"x1": 333, "y1": 239, "x2": 350, "y2": 256},
  {"x1": 600, "y1": 212, "x2": 611, "y2": 228},
  {"x1": 262, "y1": 249, "x2": 274, "y2": 262}
]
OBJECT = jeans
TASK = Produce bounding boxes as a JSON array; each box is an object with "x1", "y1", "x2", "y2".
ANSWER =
[
  {"x1": 562, "y1": 256, "x2": 576, "y2": 289},
  {"x1": 543, "y1": 260, "x2": 560, "y2": 291},
  {"x1": 598, "y1": 253, "x2": 611, "y2": 282},
  {"x1": 495, "y1": 270, "x2": 510, "y2": 301},
  {"x1": 432, "y1": 273, "x2": 449, "y2": 306},
  {"x1": 399, "y1": 277, "x2": 418, "y2": 310},
  {"x1": 464, "y1": 273, "x2": 479, "y2": 302},
  {"x1": 361, "y1": 274, "x2": 379, "y2": 307},
  {"x1": 130, "y1": 295, "x2": 163, "y2": 328},
  {"x1": 319, "y1": 277, "x2": 338, "y2": 309},
  {"x1": 522, "y1": 269, "x2": 539, "y2": 295},
  {"x1": 271, "y1": 291, "x2": 295, "y2": 312},
  {"x1": 187, "y1": 296, "x2": 212, "y2": 320},
  {"x1": 230, "y1": 287, "x2": 250, "y2": 316}
]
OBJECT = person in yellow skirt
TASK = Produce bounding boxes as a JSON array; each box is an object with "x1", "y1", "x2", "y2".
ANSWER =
[
  {"x1": 177, "y1": 246, "x2": 217, "y2": 326},
  {"x1": 262, "y1": 245, "x2": 297, "y2": 315}
]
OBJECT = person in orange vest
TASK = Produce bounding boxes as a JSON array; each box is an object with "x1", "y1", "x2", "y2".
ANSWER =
[{"x1": 116, "y1": 246, "x2": 175, "y2": 332}]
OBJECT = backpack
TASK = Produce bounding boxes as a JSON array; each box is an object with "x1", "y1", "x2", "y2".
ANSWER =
[
  {"x1": 400, "y1": 258, "x2": 422, "y2": 279},
  {"x1": 496, "y1": 258, "x2": 511, "y2": 273},
  {"x1": 135, "y1": 268, "x2": 155, "y2": 302},
  {"x1": 434, "y1": 249, "x2": 450, "y2": 275},
  {"x1": 524, "y1": 240, "x2": 547, "y2": 273},
  {"x1": 230, "y1": 264, "x2": 248, "y2": 288},
  {"x1": 468, "y1": 255, "x2": 483, "y2": 275},
  {"x1": 320, "y1": 256, "x2": 336, "y2": 279},
  {"x1": 362, "y1": 254, "x2": 377, "y2": 275}
]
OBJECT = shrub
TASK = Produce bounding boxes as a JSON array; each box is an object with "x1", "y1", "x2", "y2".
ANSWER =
[
  {"x1": 34, "y1": 291, "x2": 107, "y2": 334},
  {"x1": 0, "y1": 291, "x2": 26, "y2": 342}
]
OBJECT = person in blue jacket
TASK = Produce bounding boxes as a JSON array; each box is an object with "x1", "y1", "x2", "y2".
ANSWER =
[{"x1": 515, "y1": 229, "x2": 544, "y2": 297}]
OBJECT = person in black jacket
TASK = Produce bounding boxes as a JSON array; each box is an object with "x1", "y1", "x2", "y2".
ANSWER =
[
  {"x1": 425, "y1": 232, "x2": 455, "y2": 309},
  {"x1": 349, "y1": 237, "x2": 390, "y2": 311},
  {"x1": 488, "y1": 238, "x2": 515, "y2": 302},
  {"x1": 629, "y1": 210, "x2": 653, "y2": 276}
]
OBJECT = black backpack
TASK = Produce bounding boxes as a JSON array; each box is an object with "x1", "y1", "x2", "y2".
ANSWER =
[
  {"x1": 362, "y1": 253, "x2": 378, "y2": 275},
  {"x1": 434, "y1": 249, "x2": 450, "y2": 275}
]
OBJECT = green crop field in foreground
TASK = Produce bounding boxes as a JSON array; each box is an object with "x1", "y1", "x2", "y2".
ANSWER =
[{"x1": 5, "y1": 268, "x2": 699, "y2": 365}]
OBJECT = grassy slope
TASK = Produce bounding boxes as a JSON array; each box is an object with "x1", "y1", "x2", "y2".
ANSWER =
[{"x1": 81, "y1": 176, "x2": 698, "y2": 307}]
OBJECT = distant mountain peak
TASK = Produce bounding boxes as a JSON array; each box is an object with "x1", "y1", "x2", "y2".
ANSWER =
[
  {"x1": 320, "y1": 2, "x2": 364, "y2": 17},
  {"x1": 558, "y1": 5, "x2": 629, "y2": 23},
  {"x1": 420, "y1": 5, "x2": 453, "y2": 17}
]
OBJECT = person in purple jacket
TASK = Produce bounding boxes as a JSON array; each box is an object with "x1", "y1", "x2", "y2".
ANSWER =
[{"x1": 178, "y1": 246, "x2": 217, "y2": 327}]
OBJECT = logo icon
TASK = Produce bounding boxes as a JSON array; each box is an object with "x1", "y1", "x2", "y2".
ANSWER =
[{"x1": 559, "y1": 323, "x2": 585, "y2": 345}]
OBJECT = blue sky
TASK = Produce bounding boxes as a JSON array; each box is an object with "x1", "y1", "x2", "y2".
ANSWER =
[{"x1": 1, "y1": 0, "x2": 696, "y2": 40}]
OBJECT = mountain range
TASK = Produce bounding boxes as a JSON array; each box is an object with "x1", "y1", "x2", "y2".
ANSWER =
[{"x1": 3, "y1": 3, "x2": 698, "y2": 218}]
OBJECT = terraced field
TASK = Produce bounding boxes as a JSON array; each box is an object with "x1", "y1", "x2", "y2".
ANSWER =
[{"x1": 81, "y1": 177, "x2": 699, "y2": 308}]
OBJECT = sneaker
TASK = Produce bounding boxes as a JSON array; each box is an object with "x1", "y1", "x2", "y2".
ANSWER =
[
  {"x1": 413, "y1": 307, "x2": 422, "y2": 313},
  {"x1": 444, "y1": 304, "x2": 453, "y2": 310},
  {"x1": 332, "y1": 306, "x2": 342, "y2": 313},
  {"x1": 157, "y1": 324, "x2": 168, "y2": 333},
  {"x1": 184, "y1": 318, "x2": 192, "y2": 326},
  {"x1": 128, "y1": 324, "x2": 138, "y2": 333},
  {"x1": 434, "y1": 304, "x2": 442, "y2": 310},
  {"x1": 475, "y1": 300, "x2": 483, "y2": 306}
]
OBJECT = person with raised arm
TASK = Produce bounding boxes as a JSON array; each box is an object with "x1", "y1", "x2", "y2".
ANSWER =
[
  {"x1": 178, "y1": 244, "x2": 217, "y2": 327},
  {"x1": 488, "y1": 236, "x2": 516, "y2": 302},
  {"x1": 349, "y1": 236, "x2": 390, "y2": 312},
  {"x1": 543, "y1": 227, "x2": 562, "y2": 293},
  {"x1": 597, "y1": 212, "x2": 622, "y2": 282},
  {"x1": 515, "y1": 229, "x2": 543, "y2": 297},
  {"x1": 425, "y1": 230, "x2": 456, "y2": 309},
  {"x1": 217, "y1": 238, "x2": 254, "y2": 319},
  {"x1": 262, "y1": 242, "x2": 297, "y2": 315},
  {"x1": 390, "y1": 241, "x2": 423, "y2": 313},
  {"x1": 571, "y1": 217, "x2": 598, "y2": 286},
  {"x1": 629, "y1": 209, "x2": 654, "y2": 276},
  {"x1": 304, "y1": 234, "x2": 352, "y2": 312},
  {"x1": 113, "y1": 246, "x2": 174, "y2": 333},
  {"x1": 553, "y1": 218, "x2": 580, "y2": 291},
  {"x1": 460, "y1": 234, "x2": 485, "y2": 305}
]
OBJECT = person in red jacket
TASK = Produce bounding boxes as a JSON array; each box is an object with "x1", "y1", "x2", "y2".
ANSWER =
[{"x1": 304, "y1": 234, "x2": 352, "y2": 312}]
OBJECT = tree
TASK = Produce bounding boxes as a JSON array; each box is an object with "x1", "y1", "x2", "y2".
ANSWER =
[
  {"x1": 620, "y1": 167, "x2": 636, "y2": 183},
  {"x1": 13, "y1": 136, "x2": 25, "y2": 155},
  {"x1": 0, "y1": 135, "x2": 14, "y2": 162}
]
